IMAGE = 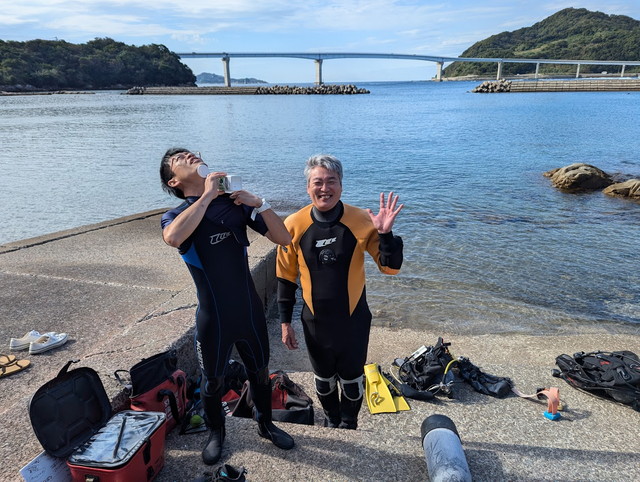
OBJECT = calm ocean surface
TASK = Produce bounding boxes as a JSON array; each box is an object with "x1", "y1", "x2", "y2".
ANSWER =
[{"x1": 1, "y1": 81, "x2": 639, "y2": 335}]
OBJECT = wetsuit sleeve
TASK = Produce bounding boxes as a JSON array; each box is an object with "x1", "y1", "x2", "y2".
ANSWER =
[
  {"x1": 276, "y1": 214, "x2": 301, "y2": 324},
  {"x1": 161, "y1": 204, "x2": 194, "y2": 253},
  {"x1": 378, "y1": 231, "x2": 403, "y2": 270},
  {"x1": 276, "y1": 240, "x2": 299, "y2": 324},
  {"x1": 161, "y1": 210, "x2": 177, "y2": 229},
  {"x1": 277, "y1": 278, "x2": 298, "y2": 324},
  {"x1": 365, "y1": 227, "x2": 403, "y2": 275}
]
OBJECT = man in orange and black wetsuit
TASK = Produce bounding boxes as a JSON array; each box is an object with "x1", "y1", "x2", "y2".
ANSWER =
[{"x1": 277, "y1": 154, "x2": 404, "y2": 429}]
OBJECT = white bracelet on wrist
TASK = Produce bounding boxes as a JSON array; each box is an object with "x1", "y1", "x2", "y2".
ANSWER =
[
  {"x1": 251, "y1": 199, "x2": 271, "y2": 220},
  {"x1": 255, "y1": 199, "x2": 271, "y2": 213}
]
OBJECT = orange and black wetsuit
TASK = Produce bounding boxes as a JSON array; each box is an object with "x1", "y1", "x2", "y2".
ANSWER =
[{"x1": 276, "y1": 201, "x2": 403, "y2": 428}]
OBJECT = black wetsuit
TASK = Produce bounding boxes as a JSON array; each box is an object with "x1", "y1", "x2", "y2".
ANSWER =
[
  {"x1": 161, "y1": 194, "x2": 272, "y2": 427},
  {"x1": 276, "y1": 201, "x2": 403, "y2": 427}
]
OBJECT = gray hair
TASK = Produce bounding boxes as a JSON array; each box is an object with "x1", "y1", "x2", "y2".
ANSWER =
[{"x1": 304, "y1": 154, "x2": 343, "y2": 184}]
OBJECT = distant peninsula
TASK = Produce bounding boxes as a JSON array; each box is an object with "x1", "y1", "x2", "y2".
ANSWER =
[
  {"x1": 196, "y1": 72, "x2": 267, "y2": 84},
  {"x1": 0, "y1": 38, "x2": 195, "y2": 91},
  {"x1": 445, "y1": 8, "x2": 640, "y2": 77}
]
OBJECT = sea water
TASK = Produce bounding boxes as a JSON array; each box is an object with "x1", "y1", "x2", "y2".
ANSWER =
[{"x1": 1, "y1": 82, "x2": 638, "y2": 334}]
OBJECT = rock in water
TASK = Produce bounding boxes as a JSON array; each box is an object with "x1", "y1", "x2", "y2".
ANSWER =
[
  {"x1": 603, "y1": 179, "x2": 640, "y2": 200},
  {"x1": 543, "y1": 163, "x2": 612, "y2": 191}
]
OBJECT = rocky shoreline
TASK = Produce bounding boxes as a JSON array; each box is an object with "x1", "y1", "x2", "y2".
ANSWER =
[
  {"x1": 544, "y1": 162, "x2": 640, "y2": 201},
  {"x1": 0, "y1": 90, "x2": 94, "y2": 96}
]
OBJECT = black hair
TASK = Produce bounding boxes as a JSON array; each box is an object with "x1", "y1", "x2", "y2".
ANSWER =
[{"x1": 160, "y1": 147, "x2": 190, "y2": 199}]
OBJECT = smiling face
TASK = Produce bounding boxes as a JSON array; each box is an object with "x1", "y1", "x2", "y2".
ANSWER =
[{"x1": 306, "y1": 166, "x2": 343, "y2": 212}]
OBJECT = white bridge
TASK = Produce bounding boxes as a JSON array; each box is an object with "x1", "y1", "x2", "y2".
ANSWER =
[{"x1": 176, "y1": 52, "x2": 640, "y2": 85}]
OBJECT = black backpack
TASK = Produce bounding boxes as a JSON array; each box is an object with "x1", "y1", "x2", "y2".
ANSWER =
[{"x1": 553, "y1": 351, "x2": 640, "y2": 411}]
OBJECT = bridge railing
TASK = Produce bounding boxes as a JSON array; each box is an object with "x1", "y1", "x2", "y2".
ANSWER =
[{"x1": 176, "y1": 52, "x2": 640, "y2": 85}]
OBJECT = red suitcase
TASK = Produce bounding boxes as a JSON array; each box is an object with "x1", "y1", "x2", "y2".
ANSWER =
[{"x1": 29, "y1": 360, "x2": 167, "y2": 482}]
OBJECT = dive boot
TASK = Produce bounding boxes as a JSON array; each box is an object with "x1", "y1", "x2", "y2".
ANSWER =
[
  {"x1": 317, "y1": 390, "x2": 341, "y2": 428},
  {"x1": 339, "y1": 394, "x2": 363, "y2": 430},
  {"x1": 202, "y1": 425, "x2": 225, "y2": 465},
  {"x1": 251, "y1": 373, "x2": 295, "y2": 450},
  {"x1": 201, "y1": 384, "x2": 226, "y2": 466},
  {"x1": 258, "y1": 421, "x2": 295, "y2": 450}
]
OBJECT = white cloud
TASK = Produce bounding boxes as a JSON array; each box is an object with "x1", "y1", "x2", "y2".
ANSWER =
[
  {"x1": 0, "y1": 15, "x2": 31, "y2": 25},
  {"x1": 2, "y1": 0, "x2": 640, "y2": 82},
  {"x1": 44, "y1": 14, "x2": 185, "y2": 38}
]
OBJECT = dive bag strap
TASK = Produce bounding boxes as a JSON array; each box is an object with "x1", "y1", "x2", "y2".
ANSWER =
[
  {"x1": 57, "y1": 359, "x2": 81, "y2": 378},
  {"x1": 158, "y1": 389, "x2": 181, "y2": 423},
  {"x1": 114, "y1": 369, "x2": 133, "y2": 392},
  {"x1": 511, "y1": 386, "x2": 562, "y2": 420}
]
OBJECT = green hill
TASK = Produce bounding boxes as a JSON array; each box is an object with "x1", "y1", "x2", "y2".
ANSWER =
[
  {"x1": 445, "y1": 8, "x2": 640, "y2": 77},
  {"x1": 0, "y1": 38, "x2": 195, "y2": 90}
]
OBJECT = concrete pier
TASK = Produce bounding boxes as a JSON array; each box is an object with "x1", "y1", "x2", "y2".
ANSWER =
[
  {"x1": 509, "y1": 78, "x2": 640, "y2": 91},
  {"x1": 315, "y1": 59, "x2": 323, "y2": 85},
  {"x1": 1, "y1": 211, "x2": 639, "y2": 481},
  {"x1": 474, "y1": 78, "x2": 640, "y2": 93},
  {"x1": 222, "y1": 56, "x2": 231, "y2": 87}
]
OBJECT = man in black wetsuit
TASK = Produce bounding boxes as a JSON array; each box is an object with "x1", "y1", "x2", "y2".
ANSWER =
[
  {"x1": 160, "y1": 148, "x2": 294, "y2": 465},
  {"x1": 277, "y1": 154, "x2": 404, "y2": 429}
]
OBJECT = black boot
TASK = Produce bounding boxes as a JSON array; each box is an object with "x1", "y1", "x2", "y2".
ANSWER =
[
  {"x1": 339, "y1": 393, "x2": 363, "y2": 430},
  {"x1": 202, "y1": 424, "x2": 225, "y2": 465},
  {"x1": 202, "y1": 377, "x2": 226, "y2": 465},
  {"x1": 257, "y1": 421, "x2": 295, "y2": 450},
  {"x1": 317, "y1": 389, "x2": 341, "y2": 428},
  {"x1": 251, "y1": 372, "x2": 295, "y2": 450}
]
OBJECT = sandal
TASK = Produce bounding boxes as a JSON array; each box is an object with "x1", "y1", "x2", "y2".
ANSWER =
[
  {"x1": 0, "y1": 354, "x2": 17, "y2": 366},
  {"x1": 0, "y1": 359, "x2": 31, "y2": 378}
]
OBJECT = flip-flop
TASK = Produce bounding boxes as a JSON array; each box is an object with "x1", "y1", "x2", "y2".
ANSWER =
[
  {"x1": 0, "y1": 359, "x2": 31, "y2": 378},
  {"x1": 0, "y1": 354, "x2": 17, "y2": 366}
]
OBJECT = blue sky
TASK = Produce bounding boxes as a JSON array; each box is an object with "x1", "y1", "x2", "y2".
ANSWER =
[{"x1": 2, "y1": 1, "x2": 639, "y2": 83}]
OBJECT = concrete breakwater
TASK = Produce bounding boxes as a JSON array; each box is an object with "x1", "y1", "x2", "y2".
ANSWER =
[
  {"x1": 2, "y1": 211, "x2": 640, "y2": 481},
  {"x1": 472, "y1": 79, "x2": 512, "y2": 93},
  {"x1": 473, "y1": 78, "x2": 640, "y2": 93},
  {"x1": 255, "y1": 84, "x2": 369, "y2": 94},
  {"x1": 126, "y1": 84, "x2": 370, "y2": 95},
  {"x1": 0, "y1": 90, "x2": 94, "y2": 96}
]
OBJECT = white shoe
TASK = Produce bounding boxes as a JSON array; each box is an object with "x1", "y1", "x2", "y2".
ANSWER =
[
  {"x1": 10, "y1": 330, "x2": 53, "y2": 351},
  {"x1": 29, "y1": 333, "x2": 69, "y2": 354}
]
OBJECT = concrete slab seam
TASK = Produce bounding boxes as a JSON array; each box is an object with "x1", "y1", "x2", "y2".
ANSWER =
[{"x1": 0, "y1": 269, "x2": 179, "y2": 292}]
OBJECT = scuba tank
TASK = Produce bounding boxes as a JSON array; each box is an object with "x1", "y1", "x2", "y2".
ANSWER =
[{"x1": 421, "y1": 414, "x2": 472, "y2": 482}]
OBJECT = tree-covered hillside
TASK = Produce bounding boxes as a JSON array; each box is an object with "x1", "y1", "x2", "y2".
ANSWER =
[
  {"x1": 0, "y1": 38, "x2": 195, "y2": 90},
  {"x1": 445, "y1": 8, "x2": 640, "y2": 77}
]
